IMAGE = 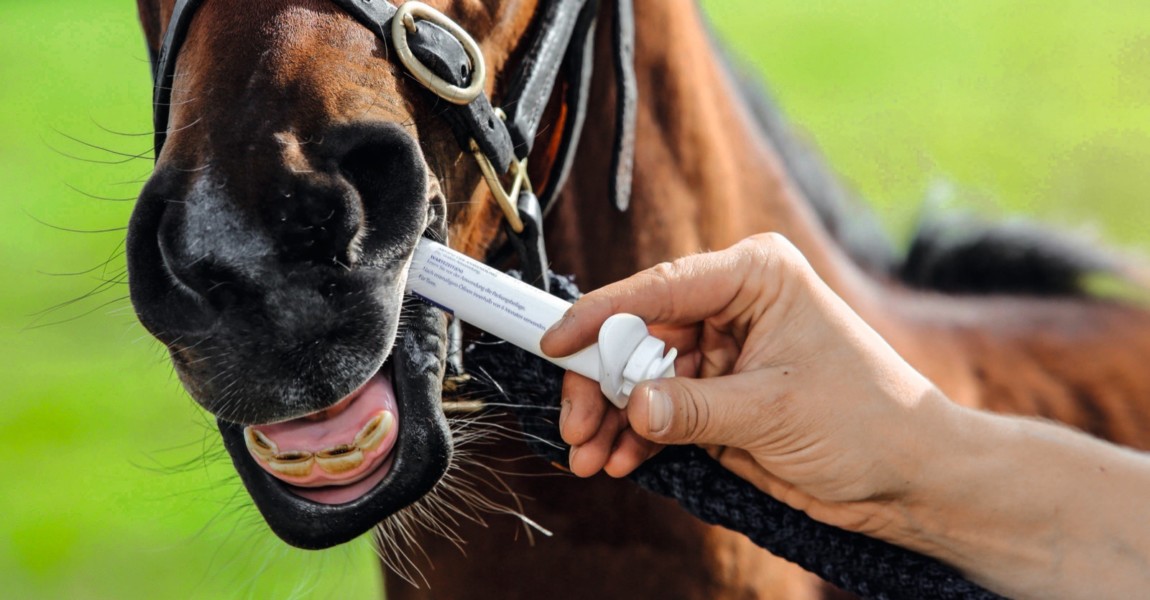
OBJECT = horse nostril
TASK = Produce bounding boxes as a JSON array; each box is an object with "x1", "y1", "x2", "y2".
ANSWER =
[
  {"x1": 156, "y1": 213, "x2": 248, "y2": 312},
  {"x1": 326, "y1": 125, "x2": 428, "y2": 263},
  {"x1": 167, "y1": 251, "x2": 244, "y2": 312},
  {"x1": 273, "y1": 182, "x2": 362, "y2": 267},
  {"x1": 200, "y1": 269, "x2": 243, "y2": 311}
]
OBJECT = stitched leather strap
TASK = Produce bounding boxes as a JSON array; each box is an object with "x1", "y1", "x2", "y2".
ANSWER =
[
  {"x1": 150, "y1": 0, "x2": 206, "y2": 156},
  {"x1": 503, "y1": 0, "x2": 590, "y2": 154},
  {"x1": 610, "y1": 0, "x2": 637, "y2": 212}
]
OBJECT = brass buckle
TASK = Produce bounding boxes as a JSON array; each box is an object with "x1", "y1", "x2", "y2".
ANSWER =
[
  {"x1": 390, "y1": 2, "x2": 525, "y2": 233},
  {"x1": 391, "y1": 1, "x2": 486, "y2": 105},
  {"x1": 471, "y1": 139, "x2": 529, "y2": 233}
]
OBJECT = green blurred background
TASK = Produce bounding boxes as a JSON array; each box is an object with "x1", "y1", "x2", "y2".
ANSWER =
[{"x1": 2, "y1": 0, "x2": 1149, "y2": 598}]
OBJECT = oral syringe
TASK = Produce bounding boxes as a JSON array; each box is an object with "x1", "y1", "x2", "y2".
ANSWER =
[{"x1": 405, "y1": 239, "x2": 676, "y2": 408}]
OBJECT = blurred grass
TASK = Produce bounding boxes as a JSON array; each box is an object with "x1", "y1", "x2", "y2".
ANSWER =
[
  {"x1": 1, "y1": 0, "x2": 1149, "y2": 598},
  {"x1": 0, "y1": 1, "x2": 382, "y2": 598},
  {"x1": 706, "y1": 0, "x2": 1150, "y2": 244}
]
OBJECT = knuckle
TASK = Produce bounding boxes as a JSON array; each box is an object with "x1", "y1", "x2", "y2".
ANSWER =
[
  {"x1": 755, "y1": 232, "x2": 801, "y2": 265},
  {"x1": 645, "y1": 260, "x2": 679, "y2": 286},
  {"x1": 640, "y1": 260, "x2": 680, "y2": 320}
]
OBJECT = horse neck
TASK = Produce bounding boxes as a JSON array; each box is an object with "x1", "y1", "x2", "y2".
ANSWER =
[{"x1": 547, "y1": 0, "x2": 878, "y2": 313}]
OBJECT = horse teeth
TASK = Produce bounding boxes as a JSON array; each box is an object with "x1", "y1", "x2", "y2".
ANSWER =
[
  {"x1": 244, "y1": 427, "x2": 279, "y2": 459},
  {"x1": 353, "y1": 411, "x2": 393, "y2": 452},
  {"x1": 316, "y1": 444, "x2": 365, "y2": 474},
  {"x1": 267, "y1": 451, "x2": 315, "y2": 478}
]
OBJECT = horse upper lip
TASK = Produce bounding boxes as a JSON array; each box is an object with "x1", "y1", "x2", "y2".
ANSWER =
[{"x1": 259, "y1": 367, "x2": 377, "y2": 426}]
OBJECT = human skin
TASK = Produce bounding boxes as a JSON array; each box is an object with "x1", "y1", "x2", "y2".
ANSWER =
[{"x1": 540, "y1": 233, "x2": 1150, "y2": 599}]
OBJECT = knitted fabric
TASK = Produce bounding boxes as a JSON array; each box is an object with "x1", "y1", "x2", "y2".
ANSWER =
[{"x1": 461, "y1": 273, "x2": 1004, "y2": 600}]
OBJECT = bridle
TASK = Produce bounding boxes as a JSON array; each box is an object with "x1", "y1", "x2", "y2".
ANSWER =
[{"x1": 149, "y1": 0, "x2": 638, "y2": 291}]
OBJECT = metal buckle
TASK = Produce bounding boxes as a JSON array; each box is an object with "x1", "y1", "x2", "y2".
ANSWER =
[
  {"x1": 471, "y1": 138, "x2": 529, "y2": 233},
  {"x1": 391, "y1": 2, "x2": 526, "y2": 233},
  {"x1": 391, "y1": 1, "x2": 486, "y2": 105}
]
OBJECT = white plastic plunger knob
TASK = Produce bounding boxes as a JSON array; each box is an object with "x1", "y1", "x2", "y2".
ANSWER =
[{"x1": 597, "y1": 314, "x2": 677, "y2": 409}]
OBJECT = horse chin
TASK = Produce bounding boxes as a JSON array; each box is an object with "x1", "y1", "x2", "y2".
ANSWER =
[{"x1": 217, "y1": 297, "x2": 451, "y2": 550}]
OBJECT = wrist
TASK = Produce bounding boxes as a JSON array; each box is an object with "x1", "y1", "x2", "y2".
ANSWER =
[
  {"x1": 873, "y1": 400, "x2": 1150, "y2": 599},
  {"x1": 863, "y1": 387, "x2": 979, "y2": 547}
]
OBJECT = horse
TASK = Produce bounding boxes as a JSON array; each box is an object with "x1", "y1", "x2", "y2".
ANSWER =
[{"x1": 127, "y1": 0, "x2": 1150, "y2": 598}]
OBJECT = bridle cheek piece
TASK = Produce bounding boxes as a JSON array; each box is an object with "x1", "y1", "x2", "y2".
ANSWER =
[{"x1": 150, "y1": 0, "x2": 638, "y2": 291}]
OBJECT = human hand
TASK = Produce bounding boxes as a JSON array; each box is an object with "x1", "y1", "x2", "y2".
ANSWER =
[{"x1": 540, "y1": 233, "x2": 950, "y2": 534}]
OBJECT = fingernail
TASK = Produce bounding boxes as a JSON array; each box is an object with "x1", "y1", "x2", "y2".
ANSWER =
[
  {"x1": 559, "y1": 398, "x2": 571, "y2": 430},
  {"x1": 646, "y1": 387, "x2": 672, "y2": 434},
  {"x1": 546, "y1": 309, "x2": 574, "y2": 336}
]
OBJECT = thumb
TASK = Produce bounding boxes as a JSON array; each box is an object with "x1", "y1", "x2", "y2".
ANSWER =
[{"x1": 629, "y1": 374, "x2": 770, "y2": 448}]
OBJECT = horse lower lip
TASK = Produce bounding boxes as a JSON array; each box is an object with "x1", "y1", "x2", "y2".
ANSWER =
[{"x1": 296, "y1": 375, "x2": 374, "y2": 424}]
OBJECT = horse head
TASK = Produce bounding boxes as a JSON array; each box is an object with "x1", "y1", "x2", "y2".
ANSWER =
[{"x1": 129, "y1": 0, "x2": 548, "y2": 549}]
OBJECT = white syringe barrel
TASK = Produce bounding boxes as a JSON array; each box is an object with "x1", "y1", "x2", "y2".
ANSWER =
[
  {"x1": 406, "y1": 239, "x2": 602, "y2": 381},
  {"x1": 405, "y1": 239, "x2": 676, "y2": 408}
]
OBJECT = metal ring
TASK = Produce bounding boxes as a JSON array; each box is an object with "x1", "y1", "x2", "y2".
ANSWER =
[{"x1": 391, "y1": 1, "x2": 487, "y2": 105}]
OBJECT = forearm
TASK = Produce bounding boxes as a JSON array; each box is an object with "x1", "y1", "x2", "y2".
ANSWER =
[{"x1": 881, "y1": 396, "x2": 1150, "y2": 599}]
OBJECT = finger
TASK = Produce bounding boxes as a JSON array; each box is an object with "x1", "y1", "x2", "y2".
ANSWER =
[
  {"x1": 541, "y1": 235, "x2": 795, "y2": 357},
  {"x1": 568, "y1": 408, "x2": 629, "y2": 478},
  {"x1": 648, "y1": 323, "x2": 703, "y2": 354},
  {"x1": 628, "y1": 372, "x2": 783, "y2": 448},
  {"x1": 559, "y1": 372, "x2": 609, "y2": 447},
  {"x1": 603, "y1": 430, "x2": 663, "y2": 478},
  {"x1": 696, "y1": 323, "x2": 741, "y2": 378}
]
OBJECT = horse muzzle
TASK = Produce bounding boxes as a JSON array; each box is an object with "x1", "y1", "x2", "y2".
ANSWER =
[{"x1": 127, "y1": 121, "x2": 453, "y2": 548}]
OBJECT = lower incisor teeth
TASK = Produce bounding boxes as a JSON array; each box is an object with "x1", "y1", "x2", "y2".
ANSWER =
[
  {"x1": 353, "y1": 411, "x2": 393, "y2": 453},
  {"x1": 316, "y1": 445, "x2": 365, "y2": 474}
]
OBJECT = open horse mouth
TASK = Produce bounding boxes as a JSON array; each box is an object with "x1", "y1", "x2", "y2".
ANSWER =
[
  {"x1": 214, "y1": 291, "x2": 452, "y2": 549},
  {"x1": 128, "y1": 120, "x2": 453, "y2": 549}
]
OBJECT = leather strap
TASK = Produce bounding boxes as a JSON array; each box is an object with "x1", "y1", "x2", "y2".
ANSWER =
[
  {"x1": 610, "y1": 0, "x2": 637, "y2": 212},
  {"x1": 536, "y1": 0, "x2": 599, "y2": 217},
  {"x1": 502, "y1": 0, "x2": 590, "y2": 155},
  {"x1": 151, "y1": 0, "x2": 206, "y2": 156},
  {"x1": 329, "y1": 0, "x2": 398, "y2": 31},
  {"x1": 405, "y1": 20, "x2": 515, "y2": 170},
  {"x1": 504, "y1": 191, "x2": 551, "y2": 292}
]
